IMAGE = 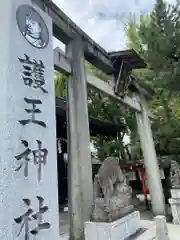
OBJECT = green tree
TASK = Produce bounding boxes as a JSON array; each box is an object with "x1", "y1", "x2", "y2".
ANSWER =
[
  {"x1": 54, "y1": 71, "x2": 67, "y2": 98},
  {"x1": 125, "y1": 0, "x2": 180, "y2": 157},
  {"x1": 137, "y1": 0, "x2": 180, "y2": 91},
  {"x1": 54, "y1": 65, "x2": 137, "y2": 162}
]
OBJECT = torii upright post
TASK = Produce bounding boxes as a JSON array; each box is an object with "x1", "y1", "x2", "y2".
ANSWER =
[
  {"x1": 136, "y1": 95, "x2": 165, "y2": 216},
  {"x1": 66, "y1": 36, "x2": 93, "y2": 240}
]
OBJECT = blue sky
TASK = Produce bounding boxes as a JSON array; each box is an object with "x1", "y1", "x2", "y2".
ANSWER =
[{"x1": 52, "y1": 0, "x2": 176, "y2": 51}]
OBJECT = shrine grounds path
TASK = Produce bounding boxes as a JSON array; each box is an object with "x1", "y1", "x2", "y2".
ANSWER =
[{"x1": 58, "y1": 195, "x2": 180, "y2": 239}]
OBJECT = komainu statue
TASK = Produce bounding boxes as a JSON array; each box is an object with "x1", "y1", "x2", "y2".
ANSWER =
[
  {"x1": 92, "y1": 156, "x2": 134, "y2": 222},
  {"x1": 170, "y1": 160, "x2": 180, "y2": 189}
]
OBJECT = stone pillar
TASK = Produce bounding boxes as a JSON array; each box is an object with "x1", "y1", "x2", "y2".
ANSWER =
[
  {"x1": 0, "y1": 1, "x2": 60, "y2": 239},
  {"x1": 66, "y1": 36, "x2": 93, "y2": 239},
  {"x1": 169, "y1": 189, "x2": 180, "y2": 224},
  {"x1": 154, "y1": 216, "x2": 170, "y2": 240},
  {"x1": 136, "y1": 95, "x2": 165, "y2": 215},
  {"x1": 168, "y1": 160, "x2": 180, "y2": 224}
]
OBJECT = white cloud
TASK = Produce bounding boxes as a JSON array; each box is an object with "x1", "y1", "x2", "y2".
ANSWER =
[{"x1": 52, "y1": 0, "x2": 176, "y2": 51}]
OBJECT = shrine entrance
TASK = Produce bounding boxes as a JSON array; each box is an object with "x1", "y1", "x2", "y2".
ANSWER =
[
  {"x1": 52, "y1": 43, "x2": 166, "y2": 238},
  {"x1": 42, "y1": 0, "x2": 165, "y2": 238},
  {"x1": 0, "y1": 0, "x2": 166, "y2": 240},
  {"x1": 51, "y1": 32, "x2": 166, "y2": 240}
]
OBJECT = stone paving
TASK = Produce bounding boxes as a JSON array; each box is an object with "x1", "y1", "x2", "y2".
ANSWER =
[
  {"x1": 59, "y1": 210, "x2": 69, "y2": 236},
  {"x1": 141, "y1": 219, "x2": 180, "y2": 240},
  {"x1": 58, "y1": 199, "x2": 180, "y2": 239},
  {"x1": 137, "y1": 205, "x2": 180, "y2": 240},
  {"x1": 166, "y1": 223, "x2": 180, "y2": 239}
]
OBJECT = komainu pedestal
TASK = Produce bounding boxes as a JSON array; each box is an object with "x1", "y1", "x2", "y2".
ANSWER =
[
  {"x1": 91, "y1": 156, "x2": 134, "y2": 223},
  {"x1": 85, "y1": 157, "x2": 157, "y2": 240},
  {"x1": 169, "y1": 160, "x2": 180, "y2": 224},
  {"x1": 85, "y1": 211, "x2": 141, "y2": 240}
]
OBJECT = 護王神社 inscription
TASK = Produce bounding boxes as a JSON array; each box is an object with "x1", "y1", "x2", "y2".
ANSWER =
[
  {"x1": 14, "y1": 196, "x2": 51, "y2": 239},
  {"x1": 18, "y1": 54, "x2": 48, "y2": 93},
  {"x1": 0, "y1": 1, "x2": 59, "y2": 239},
  {"x1": 15, "y1": 52, "x2": 50, "y2": 236},
  {"x1": 19, "y1": 97, "x2": 47, "y2": 128},
  {"x1": 15, "y1": 139, "x2": 48, "y2": 182}
]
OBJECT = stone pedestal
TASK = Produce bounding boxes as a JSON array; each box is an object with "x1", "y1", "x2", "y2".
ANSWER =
[
  {"x1": 169, "y1": 189, "x2": 180, "y2": 224},
  {"x1": 154, "y1": 216, "x2": 170, "y2": 240},
  {"x1": 85, "y1": 211, "x2": 140, "y2": 240}
]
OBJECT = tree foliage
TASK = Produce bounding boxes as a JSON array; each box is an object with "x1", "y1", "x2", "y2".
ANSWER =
[
  {"x1": 127, "y1": 0, "x2": 180, "y2": 91},
  {"x1": 54, "y1": 71, "x2": 67, "y2": 98},
  {"x1": 125, "y1": 0, "x2": 180, "y2": 157},
  {"x1": 54, "y1": 63, "x2": 137, "y2": 162}
]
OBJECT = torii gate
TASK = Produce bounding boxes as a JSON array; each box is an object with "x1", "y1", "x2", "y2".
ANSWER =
[
  {"x1": 54, "y1": 43, "x2": 165, "y2": 239},
  {"x1": 35, "y1": 1, "x2": 165, "y2": 239}
]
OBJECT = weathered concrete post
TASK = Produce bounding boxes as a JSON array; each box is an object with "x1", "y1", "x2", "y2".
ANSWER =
[
  {"x1": 136, "y1": 95, "x2": 165, "y2": 216},
  {"x1": 66, "y1": 36, "x2": 93, "y2": 239},
  {"x1": 154, "y1": 216, "x2": 170, "y2": 240}
]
